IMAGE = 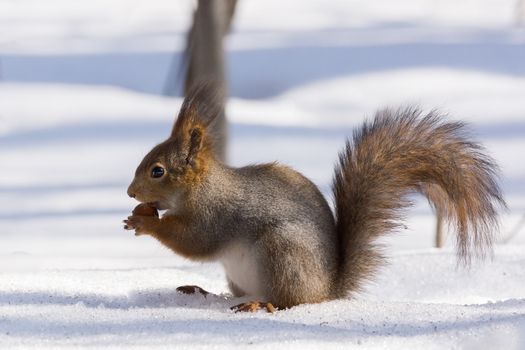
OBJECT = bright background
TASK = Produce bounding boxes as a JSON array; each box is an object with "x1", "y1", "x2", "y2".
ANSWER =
[{"x1": 1, "y1": 0, "x2": 524, "y2": 348}]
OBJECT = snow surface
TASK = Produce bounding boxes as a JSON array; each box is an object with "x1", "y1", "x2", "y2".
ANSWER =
[{"x1": 1, "y1": 0, "x2": 525, "y2": 349}]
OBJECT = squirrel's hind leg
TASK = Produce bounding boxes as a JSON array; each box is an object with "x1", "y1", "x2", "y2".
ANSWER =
[{"x1": 256, "y1": 228, "x2": 336, "y2": 309}]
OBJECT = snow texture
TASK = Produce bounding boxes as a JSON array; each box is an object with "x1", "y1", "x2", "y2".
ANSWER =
[{"x1": 1, "y1": 0, "x2": 525, "y2": 348}]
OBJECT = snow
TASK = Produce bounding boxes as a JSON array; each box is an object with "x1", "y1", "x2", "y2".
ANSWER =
[
  {"x1": 1, "y1": 248, "x2": 525, "y2": 349},
  {"x1": 1, "y1": 0, "x2": 525, "y2": 348}
]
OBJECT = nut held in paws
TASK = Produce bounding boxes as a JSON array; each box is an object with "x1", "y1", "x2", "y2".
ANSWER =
[{"x1": 132, "y1": 203, "x2": 159, "y2": 217}]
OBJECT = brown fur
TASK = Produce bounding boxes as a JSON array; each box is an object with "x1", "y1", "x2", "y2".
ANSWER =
[
  {"x1": 125, "y1": 85, "x2": 505, "y2": 310},
  {"x1": 332, "y1": 107, "x2": 506, "y2": 296}
]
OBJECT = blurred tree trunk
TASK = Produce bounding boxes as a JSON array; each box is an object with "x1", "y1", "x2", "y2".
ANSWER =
[
  {"x1": 165, "y1": 0, "x2": 237, "y2": 162},
  {"x1": 184, "y1": 0, "x2": 237, "y2": 93},
  {"x1": 435, "y1": 210, "x2": 444, "y2": 248},
  {"x1": 517, "y1": 0, "x2": 525, "y2": 26}
]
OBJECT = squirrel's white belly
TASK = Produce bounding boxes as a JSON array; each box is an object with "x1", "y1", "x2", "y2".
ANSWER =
[{"x1": 219, "y1": 242, "x2": 263, "y2": 297}]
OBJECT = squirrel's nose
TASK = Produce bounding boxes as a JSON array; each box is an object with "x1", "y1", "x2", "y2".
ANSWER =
[{"x1": 127, "y1": 185, "x2": 136, "y2": 198}]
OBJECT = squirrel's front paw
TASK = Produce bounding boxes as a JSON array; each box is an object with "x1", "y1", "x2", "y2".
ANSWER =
[{"x1": 123, "y1": 215, "x2": 159, "y2": 236}]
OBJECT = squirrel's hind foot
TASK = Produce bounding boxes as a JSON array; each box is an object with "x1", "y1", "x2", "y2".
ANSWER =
[{"x1": 231, "y1": 301, "x2": 276, "y2": 313}]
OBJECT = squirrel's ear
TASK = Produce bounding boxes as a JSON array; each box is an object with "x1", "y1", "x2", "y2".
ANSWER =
[
  {"x1": 185, "y1": 127, "x2": 203, "y2": 166},
  {"x1": 171, "y1": 81, "x2": 223, "y2": 165},
  {"x1": 170, "y1": 81, "x2": 224, "y2": 138}
]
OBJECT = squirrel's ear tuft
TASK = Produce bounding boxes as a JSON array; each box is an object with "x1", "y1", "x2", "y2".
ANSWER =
[
  {"x1": 171, "y1": 81, "x2": 223, "y2": 165},
  {"x1": 171, "y1": 81, "x2": 224, "y2": 138}
]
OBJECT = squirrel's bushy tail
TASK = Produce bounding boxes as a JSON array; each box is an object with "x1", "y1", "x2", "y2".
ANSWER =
[{"x1": 332, "y1": 107, "x2": 505, "y2": 296}]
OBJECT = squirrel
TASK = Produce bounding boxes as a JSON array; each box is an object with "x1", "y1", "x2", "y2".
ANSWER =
[{"x1": 124, "y1": 83, "x2": 505, "y2": 313}]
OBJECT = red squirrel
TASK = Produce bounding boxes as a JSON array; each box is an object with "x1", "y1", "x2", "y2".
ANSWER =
[{"x1": 124, "y1": 84, "x2": 505, "y2": 312}]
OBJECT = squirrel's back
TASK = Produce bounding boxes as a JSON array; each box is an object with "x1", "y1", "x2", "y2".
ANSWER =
[{"x1": 203, "y1": 161, "x2": 336, "y2": 240}]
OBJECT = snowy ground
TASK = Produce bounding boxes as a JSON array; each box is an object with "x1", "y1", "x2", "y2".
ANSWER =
[{"x1": 1, "y1": 0, "x2": 525, "y2": 348}]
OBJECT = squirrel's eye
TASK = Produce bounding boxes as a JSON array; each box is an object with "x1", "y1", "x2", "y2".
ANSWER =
[{"x1": 151, "y1": 166, "x2": 165, "y2": 178}]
